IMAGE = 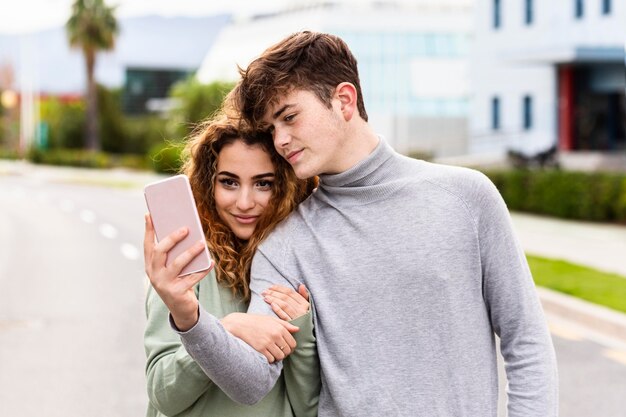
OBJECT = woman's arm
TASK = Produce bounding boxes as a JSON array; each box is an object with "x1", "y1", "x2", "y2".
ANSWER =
[
  {"x1": 265, "y1": 285, "x2": 321, "y2": 417},
  {"x1": 144, "y1": 285, "x2": 212, "y2": 416}
]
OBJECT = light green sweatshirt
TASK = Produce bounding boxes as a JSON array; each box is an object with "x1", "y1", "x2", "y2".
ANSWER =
[{"x1": 144, "y1": 267, "x2": 319, "y2": 417}]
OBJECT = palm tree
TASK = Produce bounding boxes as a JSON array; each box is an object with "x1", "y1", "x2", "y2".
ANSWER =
[{"x1": 66, "y1": 0, "x2": 118, "y2": 151}]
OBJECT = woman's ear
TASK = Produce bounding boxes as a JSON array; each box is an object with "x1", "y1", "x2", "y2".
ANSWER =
[{"x1": 334, "y1": 82, "x2": 357, "y2": 121}]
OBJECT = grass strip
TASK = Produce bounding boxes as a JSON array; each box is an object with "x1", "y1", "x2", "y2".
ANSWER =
[{"x1": 527, "y1": 255, "x2": 626, "y2": 314}]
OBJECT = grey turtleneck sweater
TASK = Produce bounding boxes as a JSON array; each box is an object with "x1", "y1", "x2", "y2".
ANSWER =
[{"x1": 178, "y1": 137, "x2": 558, "y2": 417}]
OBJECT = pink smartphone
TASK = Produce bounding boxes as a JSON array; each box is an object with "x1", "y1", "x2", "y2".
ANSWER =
[{"x1": 144, "y1": 174, "x2": 212, "y2": 276}]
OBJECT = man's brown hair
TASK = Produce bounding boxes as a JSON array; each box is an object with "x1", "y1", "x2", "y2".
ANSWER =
[{"x1": 234, "y1": 31, "x2": 368, "y2": 129}]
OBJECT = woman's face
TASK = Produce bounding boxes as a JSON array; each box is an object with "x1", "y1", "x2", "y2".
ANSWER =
[{"x1": 214, "y1": 139, "x2": 275, "y2": 240}]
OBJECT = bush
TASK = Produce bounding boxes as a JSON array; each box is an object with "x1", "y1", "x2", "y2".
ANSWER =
[
  {"x1": 484, "y1": 169, "x2": 626, "y2": 223},
  {"x1": 28, "y1": 148, "x2": 112, "y2": 168},
  {"x1": 167, "y1": 78, "x2": 235, "y2": 139},
  {"x1": 148, "y1": 141, "x2": 185, "y2": 174}
]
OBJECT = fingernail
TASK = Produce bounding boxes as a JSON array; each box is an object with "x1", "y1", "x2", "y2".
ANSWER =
[
  {"x1": 179, "y1": 227, "x2": 187, "y2": 235},
  {"x1": 195, "y1": 241, "x2": 204, "y2": 249}
]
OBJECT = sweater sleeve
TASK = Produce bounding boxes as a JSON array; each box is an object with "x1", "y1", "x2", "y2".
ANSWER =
[
  {"x1": 283, "y1": 308, "x2": 320, "y2": 417},
  {"x1": 144, "y1": 285, "x2": 212, "y2": 416},
  {"x1": 472, "y1": 174, "x2": 558, "y2": 417},
  {"x1": 175, "y1": 247, "x2": 291, "y2": 405}
]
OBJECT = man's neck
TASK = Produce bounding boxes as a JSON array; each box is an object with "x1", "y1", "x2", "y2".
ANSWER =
[{"x1": 329, "y1": 121, "x2": 380, "y2": 175}]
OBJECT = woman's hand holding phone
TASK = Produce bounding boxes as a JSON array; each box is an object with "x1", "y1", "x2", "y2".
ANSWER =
[{"x1": 144, "y1": 213, "x2": 211, "y2": 331}]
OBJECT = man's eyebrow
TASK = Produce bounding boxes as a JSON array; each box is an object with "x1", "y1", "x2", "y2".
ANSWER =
[{"x1": 272, "y1": 104, "x2": 294, "y2": 120}]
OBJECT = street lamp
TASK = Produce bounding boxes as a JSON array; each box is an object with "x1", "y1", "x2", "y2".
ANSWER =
[{"x1": 1, "y1": 90, "x2": 18, "y2": 109}]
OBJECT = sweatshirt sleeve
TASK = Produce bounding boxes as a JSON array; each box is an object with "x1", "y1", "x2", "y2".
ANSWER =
[
  {"x1": 144, "y1": 285, "x2": 212, "y2": 416},
  {"x1": 283, "y1": 308, "x2": 320, "y2": 417},
  {"x1": 471, "y1": 173, "x2": 558, "y2": 417}
]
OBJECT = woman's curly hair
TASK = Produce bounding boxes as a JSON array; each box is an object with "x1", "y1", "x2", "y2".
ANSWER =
[{"x1": 180, "y1": 101, "x2": 316, "y2": 302}]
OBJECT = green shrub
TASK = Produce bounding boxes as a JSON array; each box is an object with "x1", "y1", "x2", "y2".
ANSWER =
[
  {"x1": 148, "y1": 141, "x2": 185, "y2": 174},
  {"x1": 483, "y1": 169, "x2": 626, "y2": 223},
  {"x1": 0, "y1": 147, "x2": 20, "y2": 159},
  {"x1": 167, "y1": 78, "x2": 235, "y2": 138},
  {"x1": 27, "y1": 148, "x2": 112, "y2": 168}
]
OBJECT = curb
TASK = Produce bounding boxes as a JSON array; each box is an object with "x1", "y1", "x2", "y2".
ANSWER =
[{"x1": 537, "y1": 287, "x2": 626, "y2": 344}]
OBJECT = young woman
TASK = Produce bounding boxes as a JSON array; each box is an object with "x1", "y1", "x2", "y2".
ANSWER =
[{"x1": 143, "y1": 107, "x2": 319, "y2": 417}]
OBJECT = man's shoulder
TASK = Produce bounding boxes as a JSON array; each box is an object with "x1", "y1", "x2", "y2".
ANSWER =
[
  {"x1": 419, "y1": 160, "x2": 495, "y2": 194},
  {"x1": 260, "y1": 194, "x2": 318, "y2": 250}
]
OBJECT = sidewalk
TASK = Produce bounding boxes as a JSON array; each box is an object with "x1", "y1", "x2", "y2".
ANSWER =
[
  {"x1": 3, "y1": 159, "x2": 626, "y2": 344},
  {"x1": 510, "y1": 212, "x2": 626, "y2": 346}
]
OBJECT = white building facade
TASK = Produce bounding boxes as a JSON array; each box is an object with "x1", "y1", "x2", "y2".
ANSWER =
[
  {"x1": 197, "y1": 1, "x2": 473, "y2": 157},
  {"x1": 470, "y1": 0, "x2": 625, "y2": 157}
]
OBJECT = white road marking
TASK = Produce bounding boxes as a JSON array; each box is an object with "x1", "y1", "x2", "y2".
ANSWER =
[
  {"x1": 603, "y1": 349, "x2": 626, "y2": 366},
  {"x1": 79, "y1": 209, "x2": 96, "y2": 223},
  {"x1": 99, "y1": 223, "x2": 118, "y2": 239},
  {"x1": 548, "y1": 322, "x2": 584, "y2": 341},
  {"x1": 121, "y1": 243, "x2": 140, "y2": 261}
]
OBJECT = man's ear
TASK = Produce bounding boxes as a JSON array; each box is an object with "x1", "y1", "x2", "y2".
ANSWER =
[{"x1": 334, "y1": 82, "x2": 357, "y2": 121}]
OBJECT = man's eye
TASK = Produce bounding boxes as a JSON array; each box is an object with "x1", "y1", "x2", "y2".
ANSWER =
[{"x1": 284, "y1": 114, "x2": 296, "y2": 122}]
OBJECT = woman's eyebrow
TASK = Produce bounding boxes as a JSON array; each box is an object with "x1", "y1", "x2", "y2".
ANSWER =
[
  {"x1": 217, "y1": 171, "x2": 239, "y2": 178},
  {"x1": 252, "y1": 173, "x2": 275, "y2": 180}
]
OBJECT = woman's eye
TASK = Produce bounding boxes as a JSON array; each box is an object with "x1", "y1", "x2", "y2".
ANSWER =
[
  {"x1": 218, "y1": 178, "x2": 238, "y2": 188},
  {"x1": 256, "y1": 180, "x2": 274, "y2": 191},
  {"x1": 284, "y1": 113, "x2": 296, "y2": 122}
]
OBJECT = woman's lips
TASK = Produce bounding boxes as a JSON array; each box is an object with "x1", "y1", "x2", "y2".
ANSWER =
[{"x1": 233, "y1": 215, "x2": 259, "y2": 224}]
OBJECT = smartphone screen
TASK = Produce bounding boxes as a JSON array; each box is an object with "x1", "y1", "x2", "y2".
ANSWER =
[{"x1": 144, "y1": 174, "x2": 212, "y2": 276}]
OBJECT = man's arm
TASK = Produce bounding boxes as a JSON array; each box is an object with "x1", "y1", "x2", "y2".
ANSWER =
[
  {"x1": 473, "y1": 173, "x2": 558, "y2": 417},
  {"x1": 176, "y1": 248, "x2": 293, "y2": 405}
]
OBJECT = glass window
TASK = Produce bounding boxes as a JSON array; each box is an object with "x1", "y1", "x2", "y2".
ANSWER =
[
  {"x1": 575, "y1": 0, "x2": 584, "y2": 19},
  {"x1": 492, "y1": 96, "x2": 500, "y2": 130},
  {"x1": 523, "y1": 95, "x2": 533, "y2": 130},
  {"x1": 525, "y1": 0, "x2": 533, "y2": 25},
  {"x1": 493, "y1": 0, "x2": 502, "y2": 29}
]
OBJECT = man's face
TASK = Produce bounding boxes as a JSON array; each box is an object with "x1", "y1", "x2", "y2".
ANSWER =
[{"x1": 261, "y1": 88, "x2": 346, "y2": 179}]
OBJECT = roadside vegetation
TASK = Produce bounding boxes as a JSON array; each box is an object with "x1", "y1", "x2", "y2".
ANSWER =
[{"x1": 528, "y1": 255, "x2": 626, "y2": 314}]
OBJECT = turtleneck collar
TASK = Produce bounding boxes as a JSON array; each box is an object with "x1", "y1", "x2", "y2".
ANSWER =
[
  {"x1": 315, "y1": 137, "x2": 409, "y2": 206},
  {"x1": 319, "y1": 136, "x2": 393, "y2": 188}
]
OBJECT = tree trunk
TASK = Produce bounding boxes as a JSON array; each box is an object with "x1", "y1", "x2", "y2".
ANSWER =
[{"x1": 84, "y1": 49, "x2": 99, "y2": 151}]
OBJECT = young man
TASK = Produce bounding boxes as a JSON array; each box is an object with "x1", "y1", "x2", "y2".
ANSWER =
[{"x1": 172, "y1": 31, "x2": 558, "y2": 416}]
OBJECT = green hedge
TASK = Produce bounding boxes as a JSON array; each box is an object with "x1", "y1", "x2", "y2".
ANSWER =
[
  {"x1": 484, "y1": 169, "x2": 626, "y2": 223},
  {"x1": 27, "y1": 148, "x2": 149, "y2": 170}
]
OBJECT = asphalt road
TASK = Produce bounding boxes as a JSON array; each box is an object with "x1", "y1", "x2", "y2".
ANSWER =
[
  {"x1": 0, "y1": 174, "x2": 148, "y2": 417},
  {"x1": 1, "y1": 168, "x2": 625, "y2": 416}
]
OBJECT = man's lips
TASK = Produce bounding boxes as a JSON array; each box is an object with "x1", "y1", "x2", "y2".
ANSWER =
[{"x1": 286, "y1": 149, "x2": 303, "y2": 163}]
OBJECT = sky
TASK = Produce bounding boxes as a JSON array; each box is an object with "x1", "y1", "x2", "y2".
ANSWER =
[
  {"x1": 0, "y1": 0, "x2": 471, "y2": 34},
  {"x1": 0, "y1": 0, "x2": 292, "y2": 34}
]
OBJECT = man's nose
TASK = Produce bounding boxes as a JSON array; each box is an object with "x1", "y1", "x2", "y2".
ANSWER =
[{"x1": 273, "y1": 127, "x2": 290, "y2": 149}]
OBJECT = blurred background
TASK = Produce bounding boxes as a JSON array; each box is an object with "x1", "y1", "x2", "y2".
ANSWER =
[{"x1": 0, "y1": 0, "x2": 625, "y2": 416}]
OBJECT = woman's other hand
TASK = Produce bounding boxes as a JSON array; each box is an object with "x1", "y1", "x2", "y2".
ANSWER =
[
  {"x1": 144, "y1": 213, "x2": 211, "y2": 331},
  {"x1": 221, "y1": 313, "x2": 299, "y2": 363},
  {"x1": 262, "y1": 284, "x2": 310, "y2": 321}
]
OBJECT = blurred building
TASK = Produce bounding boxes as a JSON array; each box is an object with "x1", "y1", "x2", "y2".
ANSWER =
[
  {"x1": 197, "y1": 0, "x2": 473, "y2": 157},
  {"x1": 470, "y1": 0, "x2": 626, "y2": 158},
  {"x1": 0, "y1": 15, "x2": 229, "y2": 115}
]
